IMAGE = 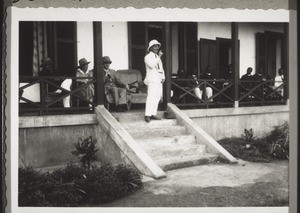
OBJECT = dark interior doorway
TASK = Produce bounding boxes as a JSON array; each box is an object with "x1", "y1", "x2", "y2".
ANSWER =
[
  {"x1": 129, "y1": 22, "x2": 165, "y2": 79},
  {"x1": 256, "y1": 31, "x2": 283, "y2": 79},
  {"x1": 217, "y1": 38, "x2": 232, "y2": 79}
]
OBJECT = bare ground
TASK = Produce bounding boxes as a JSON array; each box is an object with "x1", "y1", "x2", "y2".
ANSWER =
[{"x1": 97, "y1": 160, "x2": 289, "y2": 207}]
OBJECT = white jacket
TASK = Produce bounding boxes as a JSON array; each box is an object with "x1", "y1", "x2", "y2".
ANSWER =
[{"x1": 144, "y1": 51, "x2": 165, "y2": 85}]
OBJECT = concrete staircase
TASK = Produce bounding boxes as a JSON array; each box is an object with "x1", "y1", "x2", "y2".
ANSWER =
[{"x1": 111, "y1": 111, "x2": 219, "y2": 171}]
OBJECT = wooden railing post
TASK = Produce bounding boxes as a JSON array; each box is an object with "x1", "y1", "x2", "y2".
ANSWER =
[
  {"x1": 163, "y1": 22, "x2": 172, "y2": 108},
  {"x1": 231, "y1": 22, "x2": 240, "y2": 108},
  {"x1": 93, "y1": 22, "x2": 104, "y2": 106}
]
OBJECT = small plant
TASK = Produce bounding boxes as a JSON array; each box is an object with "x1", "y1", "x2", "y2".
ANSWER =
[
  {"x1": 242, "y1": 128, "x2": 255, "y2": 148},
  {"x1": 71, "y1": 136, "x2": 98, "y2": 169}
]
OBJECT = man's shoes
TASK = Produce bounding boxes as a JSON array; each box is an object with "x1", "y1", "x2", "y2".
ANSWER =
[
  {"x1": 144, "y1": 116, "x2": 151, "y2": 123},
  {"x1": 151, "y1": 115, "x2": 161, "y2": 120}
]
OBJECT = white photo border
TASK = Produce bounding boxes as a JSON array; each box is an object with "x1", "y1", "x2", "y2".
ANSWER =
[{"x1": 6, "y1": 6, "x2": 295, "y2": 213}]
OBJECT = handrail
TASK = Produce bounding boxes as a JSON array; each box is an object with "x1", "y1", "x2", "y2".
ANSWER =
[
  {"x1": 238, "y1": 79, "x2": 287, "y2": 105},
  {"x1": 19, "y1": 76, "x2": 97, "y2": 115},
  {"x1": 171, "y1": 78, "x2": 234, "y2": 109},
  {"x1": 171, "y1": 77, "x2": 287, "y2": 109}
]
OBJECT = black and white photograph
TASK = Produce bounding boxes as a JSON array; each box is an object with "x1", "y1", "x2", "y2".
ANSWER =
[{"x1": 2, "y1": 1, "x2": 297, "y2": 213}]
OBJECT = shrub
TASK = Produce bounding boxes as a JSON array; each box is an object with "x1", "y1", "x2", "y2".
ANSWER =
[
  {"x1": 218, "y1": 122, "x2": 289, "y2": 162},
  {"x1": 114, "y1": 164, "x2": 143, "y2": 193},
  {"x1": 19, "y1": 163, "x2": 143, "y2": 206},
  {"x1": 264, "y1": 122, "x2": 289, "y2": 160},
  {"x1": 218, "y1": 137, "x2": 272, "y2": 162},
  {"x1": 19, "y1": 167, "x2": 50, "y2": 206}
]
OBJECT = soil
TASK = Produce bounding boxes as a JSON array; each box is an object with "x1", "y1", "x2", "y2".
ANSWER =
[{"x1": 97, "y1": 160, "x2": 289, "y2": 207}]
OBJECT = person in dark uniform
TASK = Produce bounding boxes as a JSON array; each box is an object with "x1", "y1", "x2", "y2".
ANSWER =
[
  {"x1": 39, "y1": 57, "x2": 61, "y2": 93},
  {"x1": 252, "y1": 67, "x2": 266, "y2": 98},
  {"x1": 201, "y1": 65, "x2": 215, "y2": 101}
]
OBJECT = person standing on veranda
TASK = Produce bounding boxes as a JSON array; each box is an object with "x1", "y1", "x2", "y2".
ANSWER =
[{"x1": 144, "y1": 39, "x2": 165, "y2": 123}]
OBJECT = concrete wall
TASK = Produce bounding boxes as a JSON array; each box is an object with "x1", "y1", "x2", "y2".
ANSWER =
[
  {"x1": 184, "y1": 105, "x2": 289, "y2": 141},
  {"x1": 102, "y1": 22, "x2": 129, "y2": 70},
  {"x1": 19, "y1": 115, "x2": 132, "y2": 168}
]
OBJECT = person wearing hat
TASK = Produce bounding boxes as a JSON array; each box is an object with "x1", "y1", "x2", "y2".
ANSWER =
[
  {"x1": 144, "y1": 39, "x2": 165, "y2": 123},
  {"x1": 76, "y1": 58, "x2": 95, "y2": 106},
  {"x1": 102, "y1": 56, "x2": 129, "y2": 112},
  {"x1": 39, "y1": 57, "x2": 61, "y2": 93}
]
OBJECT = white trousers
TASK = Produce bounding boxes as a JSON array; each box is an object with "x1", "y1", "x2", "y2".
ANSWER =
[
  {"x1": 205, "y1": 87, "x2": 213, "y2": 100},
  {"x1": 145, "y1": 82, "x2": 162, "y2": 116},
  {"x1": 194, "y1": 87, "x2": 202, "y2": 99},
  {"x1": 194, "y1": 87, "x2": 213, "y2": 100}
]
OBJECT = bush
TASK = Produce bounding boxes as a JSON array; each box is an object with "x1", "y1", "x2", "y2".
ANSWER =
[
  {"x1": 218, "y1": 122, "x2": 289, "y2": 162},
  {"x1": 264, "y1": 122, "x2": 289, "y2": 159},
  {"x1": 218, "y1": 137, "x2": 272, "y2": 162},
  {"x1": 19, "y1": 163, "x2": 143, "y2": 206}
]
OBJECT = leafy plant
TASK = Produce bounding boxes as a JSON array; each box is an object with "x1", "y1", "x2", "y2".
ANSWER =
[
  {"x1": 71, "y1": 136, "x2": 98, "y2": 169},
  {"x1": 241, "y1": 128, "x2": 255, "y2": 148},
  {"x1": 114, "y1": 164, "x2": 143, "y2": 193},
  {"x1": 19, "y1": 163, "x2": 143, "y2": 206}
]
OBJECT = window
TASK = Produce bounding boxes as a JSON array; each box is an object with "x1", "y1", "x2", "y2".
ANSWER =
[
  {"x1": 48, "y1": 22, "x2": 77, "y2": 77},
  {"x1": 178, "y1": 22, "x2": 198, "y2": 75},
  {"x1": 199, "y1": 37, "x2": 236, "y2": 79},
  {"x1": 256, "y1": 31, "x2": 283, "y2": 79},
  {"x1": 19, "y1": 21, "x2": 77, "y2": 77},
  {"x1": 19, "y1": 22, "x2": 34, "y2": 76},
  {"x1": 199, "y1": 39, "x2": 217, "y2": 76}
]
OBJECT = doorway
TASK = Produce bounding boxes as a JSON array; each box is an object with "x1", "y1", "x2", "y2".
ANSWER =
[
  {"x1": 128, "y1": 22, "x2": 165, "y2": 79},
  {"x1": 256, "y1": 31, "x2": 283, "y2": 79}
]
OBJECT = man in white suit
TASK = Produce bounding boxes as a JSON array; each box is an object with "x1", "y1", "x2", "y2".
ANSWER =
[{"x1": 144, "y1": 39, "x2": 165, "y2": 123}]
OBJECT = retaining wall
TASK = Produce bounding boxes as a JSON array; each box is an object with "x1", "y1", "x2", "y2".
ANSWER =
[{"x1": 183, "y1": 105, "x2": 289, "y2": 141}]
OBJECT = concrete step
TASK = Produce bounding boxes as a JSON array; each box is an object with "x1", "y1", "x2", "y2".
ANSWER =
[
  {"x1": 139, "y1": 135, "x2": 206, "y2": 161},
  {"x1": 137, "y1": 134, "x2": 196, "y2": 145},
  {"x1": 112, "y1": 111, "x2": 165, "y2": 122},
  {"x1": 128, "y1": 125, "x2": 187, "y2": 140},
  {"x1": 120, "y1": 119, "x2": 177, "y2": 129},
  {"x1": 156, "y1": 153, "x2": 219, "y2": 171}
]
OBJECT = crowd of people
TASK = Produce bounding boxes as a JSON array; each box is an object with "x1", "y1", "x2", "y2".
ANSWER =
[
  {"x1": 172, "y1": 64, "x2": 285, "y2": 104},
  {"x1": 35, "y1": 39, "x2": 165, "y2": 121},
  {"x1": 33, "y1": 38, "x2": 285, "y2": 121}
]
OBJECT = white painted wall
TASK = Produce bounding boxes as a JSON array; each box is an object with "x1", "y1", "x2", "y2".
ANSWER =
[
  {"x1": 197, "y1": 22, "x2": 284, "y2": 76},
  {"x1": 102, "y1": 22, "x2": 129, "y2": 71},
  {"x1": 77, "y1": 22, "x2": 94, "y2": 70},
  {"x1": 198, "y1": 22, "x2": 231, "y2": 40}
]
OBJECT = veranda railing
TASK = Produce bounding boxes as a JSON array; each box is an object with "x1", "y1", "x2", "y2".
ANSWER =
[{"x1": 19, "y1": 76, "x2": 97, "y2": 115}]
